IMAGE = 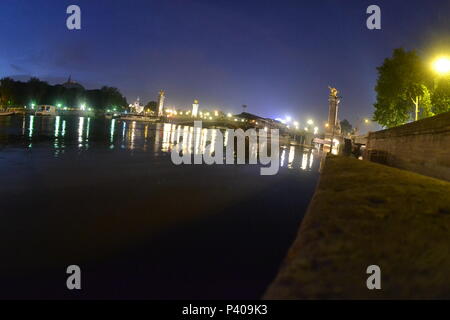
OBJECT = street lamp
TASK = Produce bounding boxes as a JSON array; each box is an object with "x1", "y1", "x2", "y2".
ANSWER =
[
  {"x1": 433, "y1": 57, "x2": 450, "y2": 75},
  {"x1": 307, "y1": 119, "x2": 314, "y2": 125}
]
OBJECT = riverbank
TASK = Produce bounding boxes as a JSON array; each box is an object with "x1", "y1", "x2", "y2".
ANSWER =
[{"x1": 264, "y1": 155, "x2": 450, "y2": 299}]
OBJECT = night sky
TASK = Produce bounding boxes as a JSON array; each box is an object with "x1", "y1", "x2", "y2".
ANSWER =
[{"x1": 1, "y1": 0, "x2": 450, "y2": 129}]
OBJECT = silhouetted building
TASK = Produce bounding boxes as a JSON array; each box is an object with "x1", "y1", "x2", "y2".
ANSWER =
[{"x1": 62, "y1": 76, "x2": 84, "y2": 90}]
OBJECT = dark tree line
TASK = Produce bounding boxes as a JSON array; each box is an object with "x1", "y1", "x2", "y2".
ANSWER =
[{"x1": 0, "y1": 77, "x2": 128, "y2": 110}]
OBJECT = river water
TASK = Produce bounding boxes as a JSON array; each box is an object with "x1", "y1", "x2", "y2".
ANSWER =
[{"x1": 0, "y1": 115, "x2": 320, "y2": 299}]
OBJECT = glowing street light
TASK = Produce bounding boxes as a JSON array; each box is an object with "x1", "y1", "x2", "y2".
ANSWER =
[
  {"x1": 433, "y1": 57, "x2": 450, "y2": 75},
  {"x1": 227, "y1": 113, "x2": 232, "y2": 118},
  {"x1": 314, "y1": 126, "x2": 319, "y2": 135},
  {"x1": 307, "y1": 119, "x2": 314, "y2": 125},
  {"x1": 285, "y1": 116, "x2": 292, "y2": 123}
]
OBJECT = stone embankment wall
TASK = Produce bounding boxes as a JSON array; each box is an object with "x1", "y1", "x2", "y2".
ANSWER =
[{"x1": 365, "y1": 111, "x2": 450, "y2": 181}]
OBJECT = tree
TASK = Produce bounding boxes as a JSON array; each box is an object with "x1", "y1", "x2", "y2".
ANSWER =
[
  {"x1": 0, "y1": 77, "x2": 128, "y2": 110},
  {"x1": 27, "y1": 77, "x2": 48, "y2": 105},
  {"x1": 0, "y1": 77, "x2": 15, "y2": 107},
  {"x1": 340, "y1": 119, "x2": 353, "y2": 136},
  {"x1": 373, "y1": 48, "x2": 432, "y2": 128},
  {"x1": 431, "y1": 77, "x2": 450, "y2": 114}
]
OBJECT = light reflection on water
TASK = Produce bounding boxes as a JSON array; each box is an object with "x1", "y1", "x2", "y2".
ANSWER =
[{"x1": 0, "y1": 115, "x2": 318, "y2": 171}]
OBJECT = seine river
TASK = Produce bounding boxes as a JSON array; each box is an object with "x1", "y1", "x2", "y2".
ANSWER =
[{"x1": 0, "y1": 115, "x2": 320, "y2": 299}]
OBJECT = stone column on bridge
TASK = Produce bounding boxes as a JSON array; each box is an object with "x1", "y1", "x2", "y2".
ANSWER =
[
  {"x1": 192, "y1": 99, "x2": 199, "y2": 118},
  {"x1": 157, "y1": 90, "x2": 165, "y2": 117},
  {"x1": 326, "y1": 86, "x2": 342, "y2": 152}
]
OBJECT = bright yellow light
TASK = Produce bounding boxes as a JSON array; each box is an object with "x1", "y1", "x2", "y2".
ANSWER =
[
  {"x1": 433, "y1": 57, "x2": 450, "y2": 75},
  {"x1": 364, "y1": 119, "x2": 370, "y2": 124},
  {"x1": 227, "y1": 113, "x2": 232, "y2": 117}
]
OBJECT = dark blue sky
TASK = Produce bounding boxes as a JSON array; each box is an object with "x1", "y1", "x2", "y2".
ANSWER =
[{"x1": 1, "y1": 0, "x2": 450, "y2": 128}]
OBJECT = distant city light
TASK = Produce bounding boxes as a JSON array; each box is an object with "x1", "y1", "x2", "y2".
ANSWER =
[
  {"x1": 285, "y1": 116, "x2": 292, "y2": 123},
  {"x1": 80, "y1": 104, "x2": 86, "y2": 111},
  {"x1": 307, "y1": 119, "x2": 314, "y2": 125},
  {"x1": 227, "y1": 113, "x2": 232, "y2": 117},
  {"x1": 314, "y1": 126, "x2": 319, "y2": 134}
]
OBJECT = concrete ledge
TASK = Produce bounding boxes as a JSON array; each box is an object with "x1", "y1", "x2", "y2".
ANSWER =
[{"x1": 264, "y1": 156, "x2": 450, "y2": 299}]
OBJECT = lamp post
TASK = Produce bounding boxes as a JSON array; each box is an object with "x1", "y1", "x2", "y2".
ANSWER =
[
  {"x1": 432, "y1": 57, "x2": 450, "y2": 90},
  {"x1": 433, "y1": 57, "x2": 450, "y2": 76}
]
